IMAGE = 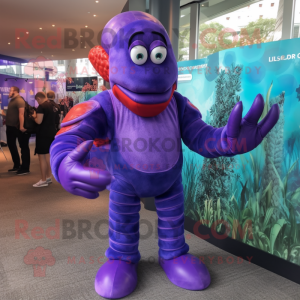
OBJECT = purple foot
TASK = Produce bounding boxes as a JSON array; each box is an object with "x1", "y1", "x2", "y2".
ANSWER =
[
  {"x1": 95, "y1": 260, "x2": 138, "y2": 299},
  {"x1": 159, "y1": 254, "x2": 211, "y2": 290}
]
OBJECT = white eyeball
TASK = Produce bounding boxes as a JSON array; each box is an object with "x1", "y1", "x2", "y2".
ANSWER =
[
  {"x1": 130, "y1": 45, "x2": 148, "y2": 65},
  {"x1": 150, "y1": 46, "x2": 167, "y2": 64}
]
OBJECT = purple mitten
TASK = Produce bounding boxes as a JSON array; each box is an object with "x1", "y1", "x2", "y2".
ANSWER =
[
  {"x1": 58, "y1": 140, "x2": 111, "y2": 199},
  {"x1": 217, "y1": 94, "x2": 280, "y2": 155}
]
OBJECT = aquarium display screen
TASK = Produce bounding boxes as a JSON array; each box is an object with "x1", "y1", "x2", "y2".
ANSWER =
[{"x1": 178, "y1": 38, "x2": 300, "y2": 267}]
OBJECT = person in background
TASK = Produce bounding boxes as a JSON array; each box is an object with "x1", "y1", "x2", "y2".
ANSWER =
[
  {"x1": 47, "y1": 91, "x2": 61, "y2": 132},
  {"x1": 59, "y1": 97, "x2": 68, "y2": 118},
  {"x1": 5, "y1": 86, "x2": 31, "y2": 175},
  {"x1": 32, "y1": 92, "x2": 57, "y2": 187},
  {"x1": 68, "y1": 97, "x2": 74, "y2": 109}
]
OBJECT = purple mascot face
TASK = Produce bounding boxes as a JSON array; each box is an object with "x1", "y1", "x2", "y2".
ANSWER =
[{"x1": 101, "y1": 11, "x2": 178, "y2": 104}]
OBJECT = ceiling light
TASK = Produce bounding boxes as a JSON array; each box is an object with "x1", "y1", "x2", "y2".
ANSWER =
[
  {"x1": 72, "y1": 49, "x2": 75, "y2": 51},
  {"x1": 52, "y1": 24, "x2": 55, "y2": 27},
  {"x1": 51, "y1": 55, "x2": 54, "y2": 57},
  {"x1": 26, "y1": 32, "x2": 29, "y2": 34},
  {"x1": 85, "y1": 25, "x2": 88, "y2": 28},
  {"x1": 8, "y1": 42, "x2": 10, "y2": 44},
  {"x1": 41, "y1": 51, "x2": 43, "y2": 53},
  {"x1": 39, "y1": 28, "x2": 42, "y2": 30},
  {"x1": 181, "y1": 15, "x2": 185, "y2": 17},
  {"x1": 17, "y1": 37, "x2": 20, "y2": 39},
  {"x1": 93, "y1": 15, "x2": 96, "y2": 17},
  {"x1": 29, "y1": 82, "x2": 33, "y2": 84},
  {"x1": 84, "y1": 46, "x2": 86, "y2": 48},
  {"x1": 95, "y1": 0, "x2": 99, "y2": 2}
]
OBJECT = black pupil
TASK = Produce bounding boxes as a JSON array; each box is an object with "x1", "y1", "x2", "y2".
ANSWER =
[
  {"x1": 156, "y1": 53, "x2": 162, "y2": 59},
  {"x1": 137, "y1": 53, "x2": 144, "y2": 60}
]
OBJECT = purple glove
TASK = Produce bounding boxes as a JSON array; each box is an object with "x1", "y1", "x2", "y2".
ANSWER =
[
  {"x1": 216, "y1": 94, "x2": 280, "y2": 155},
  {"x1": 58, "y1": 140, "x2": 111, "y2": 199}
]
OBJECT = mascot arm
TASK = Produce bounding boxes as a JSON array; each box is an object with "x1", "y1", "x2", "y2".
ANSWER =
[
  {"x1": 174, "y1": 91, "x2": 227, "y2": 158},
  {"x1": 175, "y1": 91, "x2": 280, "y2": 158},
  {"x1": 50, "y1": 91, "x2": 112, "y2": 184}
]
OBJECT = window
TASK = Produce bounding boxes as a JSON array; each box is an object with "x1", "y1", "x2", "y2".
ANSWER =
[
  {"x1": 198, "y1": 0, "x2": 280, "y2": 59},
  {"x1": 178, "y1": 6, "x2": 191, "y2": 61},
  {"x1": 294, "y1": 0, "x2": 300, "y2": 38}
]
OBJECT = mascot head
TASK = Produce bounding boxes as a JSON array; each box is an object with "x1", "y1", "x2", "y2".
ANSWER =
[{"x1": 89, "y1": 11, "x2": 178, "y2": 116}]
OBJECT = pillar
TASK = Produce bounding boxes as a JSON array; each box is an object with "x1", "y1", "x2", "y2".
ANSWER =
[{"x1": 150, "y1": 0, "x2": 180, "y2": 60}]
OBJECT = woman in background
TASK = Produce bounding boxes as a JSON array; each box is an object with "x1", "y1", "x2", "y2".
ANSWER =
[{"x1": 32, "y1": 92, "x2": 57, "y2": 187}]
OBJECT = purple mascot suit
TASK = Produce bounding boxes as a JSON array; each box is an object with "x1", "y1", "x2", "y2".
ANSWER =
[{"x1": 50, "y1": 11, "x2": 279, "y2": 299}]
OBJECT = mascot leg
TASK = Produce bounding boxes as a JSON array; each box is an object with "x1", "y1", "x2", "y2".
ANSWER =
[
  {"x1": 95, "y1": 179, "x2": 140, "y2": 299},
  {"x1": 156, "y1": 176, "x2": 211, "y2": 290}
]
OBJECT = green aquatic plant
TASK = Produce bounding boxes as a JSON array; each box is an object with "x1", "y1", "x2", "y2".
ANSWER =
[
  {"x1": 198, "y1": 65, "x2": 243, "y2": 204},
  {"x1": 262, "y1": 90, "x2": 285, "y2": 220}
]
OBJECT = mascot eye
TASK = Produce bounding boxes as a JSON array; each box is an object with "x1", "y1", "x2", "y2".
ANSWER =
[
  {"x1": 130, "y1": 45, "x2": 148, "y2": 65},
  {"x1": 150, "y1": 46, "x2": 167, "y2": 64}
]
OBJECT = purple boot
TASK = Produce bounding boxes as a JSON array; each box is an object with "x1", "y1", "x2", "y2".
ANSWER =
[
  {"x1": 95, "y1": 260, "x2": 138, "y2": 299},
  {"x1": 160, "y1": 254, "x2": 211, "y2": 290}
]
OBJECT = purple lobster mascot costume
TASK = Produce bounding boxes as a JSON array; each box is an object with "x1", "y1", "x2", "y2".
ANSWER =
[{"x1": 50, "y1": 11, "x2": 279, "y2": 299}]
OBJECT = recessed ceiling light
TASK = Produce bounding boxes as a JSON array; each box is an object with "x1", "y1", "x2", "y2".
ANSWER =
[
  {"x1": 88, "y1": 12, "x2": 90, "y2": 13},
  {"x1": 85, "y1": 25, "x2": 88, "y2": 28},
  {"x1": 8, "y1": 42, "x2": 10, "y2": 45},
  {"x1": 26, "y1": 32, "x2": 29, "y2": 34},
  {"x1": 84, "y1": 46, "x2": 86, "y2": 48},
  {"x1": 93, "y1": 15, "x2": 96, "y2": 17},
  {"x1": 17, "y1": 37, "x2": 20, "y2": 39},
  {"x1": 41, "y1": 51, "x2": 43, "y2": 53},
  {"x1": 95, "y1": 0, "x2": 99, "y2": 2},
  {"x1": 51, "y1": 55, "x2": 54, "y2": 57},
  {"x1": 52, "y1": 24, "x2": 55, "y2": 27},
  {"x1": 72, "y1": 49, "x2": 75, "y2": 51},
  {"x1": 39, "y1": 28, "x2": 42, "y2": 30}
]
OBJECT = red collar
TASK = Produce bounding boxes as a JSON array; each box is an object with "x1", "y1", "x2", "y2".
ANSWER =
[{"x1": 112, "y1": 84, "x2": 176, "y2": 117}]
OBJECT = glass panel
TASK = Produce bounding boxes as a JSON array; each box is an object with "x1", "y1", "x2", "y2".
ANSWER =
[
  {"x1": 0, "y1": 60, "x2": 7, "y2": 74},
  {"x1": 179, "y1": 6, "x2": 191, "y2": 61},
  {"x1": 294, "y1": 0, "x2": 300, "y2": 38},
  {"x1": 33, "y1": 60, "x2": 45, "y2": 79},
  {"x1": 198, "y1": 0, "x2": 280, "y2": 59},
  {"x1": 6, "y1": 61, "x2": 16, "y2": 75}
]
